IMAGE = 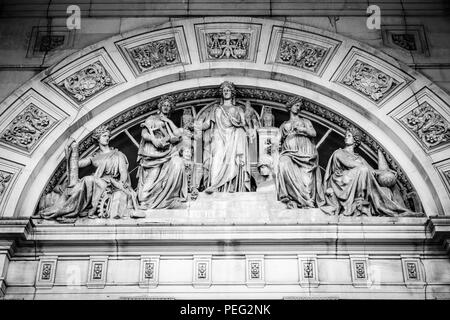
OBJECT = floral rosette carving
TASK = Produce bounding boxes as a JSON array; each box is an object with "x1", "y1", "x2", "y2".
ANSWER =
[
  {"x1": 0, "y1": 104, "x2": 55, "y2": 151},
  {"x1": 401, "y1": 102, "x2": 449, "y2": 148},
  {"x1": 277, "y1": 39, "x2": 327, "y2": 72},
  {"x1": 342, "y1": 60, "x2": 397, "y2": 101},
  {"x1": 59, "y1": 62, "x2": 113, "y2": 102}
]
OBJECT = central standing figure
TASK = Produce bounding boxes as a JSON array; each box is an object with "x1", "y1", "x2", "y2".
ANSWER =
[{"x1": 195, "y1": 81, "x2": 252, "y2": 193}]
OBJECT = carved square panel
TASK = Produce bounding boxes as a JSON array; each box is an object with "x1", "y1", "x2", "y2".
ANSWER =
[
  {"x1": 43, "y1": 49, "x2": 125, "y2": 106},
  {"x1": 139, "y1": 255, "x2": 160, "y2": 288},
  {"x1": 245, "y1": 255, "x2": 265, "y2": 287},
  {"x1": 266, "y1": 26, "x2": 341, "y2": 76},
  {"x1": 0, "y1": 89, "x2": 68, "y2": 155},
  {"x1": 0, "y1": 160, "x2": 23, "y2": 219},
  {"x1": 435, "y1": 161, "x2": 450, "y2": 196},
  {"x1": 26, "y1": 26, "x2": 75, "y2": 58},
  {"x1": 350, "y1": 255, "x2": 371, "y2": 288},
  {"x1": 401, "y1": 256, "x2": 425, "y2": 288},
  {"x1": 389, "y1": 87, "x2": 450, "y2": 154},
  {"x1": 87, "y1": 256, "x2": 108, "y2": 289},
  {"x1": 195, "y1": 23, "x2": 261, "y2": 63},
  {"x1": 332, "y1": 48, "x2": 413, "y2": 106},
  {"x1": 382, "y1": 25, "x2": 429, "y2": 56},
  {"x1": 297, "y1": 255, "x2": 319, "y2": 287},
  {"x1": 35, "y1": 256, "x2": 58, "y2": 288},
  {"x1": 192, "y1": 255, "x2": 212, "y2": 288},
  {"x1": 116, "y1": 26, "x2": 190, "y2": 76}
]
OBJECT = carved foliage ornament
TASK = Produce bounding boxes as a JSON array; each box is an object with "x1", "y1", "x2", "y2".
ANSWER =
[
  {"x1": 206, "y1": 30, "x2": 250, "y2": 60},
  {"x1": 277, "y1": 38, "x2": 328, "y2": 72},
  {"x1": 342, "y1": 60, "x2": 398, "y2": 102},
  {"x1": 127, "y1": 37, "x2": 180, "y2": 73},
  {"x1": 0, "y1": 171, "x2": 12, "y2": 200},
  {"x1": 391, "y1": 34, "x2": 417, "y2": 51},
  {"x1": 400, "y1": 102, "x2": 449, "y2": 149},
  {"x1": 0, "y1": 104, "x2": 56, "y2": 151},
  {"x1": 59, "y1": 62, "x2": 113, "y2": 102}
]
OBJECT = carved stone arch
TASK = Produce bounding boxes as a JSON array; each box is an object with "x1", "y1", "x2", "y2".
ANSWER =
[{"x1": 0, "y1": 17, "x2": 448, "y2": 219}]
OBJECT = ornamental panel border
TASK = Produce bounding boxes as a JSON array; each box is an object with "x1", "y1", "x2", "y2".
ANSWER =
[
  {"x1": 389, "y1": 87, "x2": 450, "y2": 155},
  {"x1": 0, "y1": 159, "x2": 23, "y2": 217},
  {"x1": 265, "y1": 26, "x2": 341, "y2": 76},
  {"x1": 331, "y1": 47, "x2": 414, "y2": 107},
  {"x1": 42, "y1": 48, "x2": 126, "y2": 107},
  {"x1": 115, "y1": 26, "x2": 191, "y2": 76},
  {"x1": 195, "y1": 22, "x2": 261, "y2": 63},
  {"x1": 0, "y1": 89, "x2": 68, "y2": 156}
]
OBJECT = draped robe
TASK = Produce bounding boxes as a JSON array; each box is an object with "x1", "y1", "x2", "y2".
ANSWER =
[
  {"x1": 202, "y1": 104, "x2": 251, "y2": 192},
  {"x1": 136, "y1": 115, "x2": 187, "y2": 209},
  {"x1": 39, "y1": 149, "x2": 133, "y2": 220},
  {"x1": 276, "y1": 117, "x2": 325, "y2": 207},
  {"x1": 322, "y1": 148, "x2": 416, "y2": 216}
]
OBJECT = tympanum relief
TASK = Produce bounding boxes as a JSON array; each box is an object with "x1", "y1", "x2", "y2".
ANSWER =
[{"x1": 35, "y1": 82, "x2": 424, "y2": 222}]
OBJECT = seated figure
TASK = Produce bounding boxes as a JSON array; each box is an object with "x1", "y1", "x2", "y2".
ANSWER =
[
  {"x1": 136, "y1": 95, "x2": 188, "y2": 209},
  {"x1": 322, "y1": 127, "x2": 420, "y2": 216},
  {"x1": 37, "y1": 126, "x2": 137, "y2": 222},
  {"x1": 276, "y1": 97, "x2": 325, "y2": 209}
]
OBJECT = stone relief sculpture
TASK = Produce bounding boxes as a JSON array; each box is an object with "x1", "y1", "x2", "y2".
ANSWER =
[
  {"x1": 36, "y1": 126, "x2": 139, "y2": 222},
  {"x1": 321, "y1": 126, "x2": 421, "y2": 217},
  {"x1": 36, "y1": 83, "x2": 424, "y2": 222},
  {"x1": 194, "y1": 81, "x2": 253, "y2": 193},
  {"x1": 276, "y1": 96, "x2": 325, "y2": 209},
  {"x1": 136, "y1": 95, "x2": 188, "y2": 209}
]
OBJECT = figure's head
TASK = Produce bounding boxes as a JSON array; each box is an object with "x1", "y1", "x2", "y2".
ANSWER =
[
  {"x1": 345, "y1": 126, "x2": 363, "y2": 147},
  {"x1": 286, "y1": 96, "x2": 304, "y2": 114},
  {"x1": 258, "y1": 156, "x2": 273, "y2": 177},
  {"x1": 93, "y1": 125, "x2": 111, "y2": 146},
  {"x1": 220, "y1": 81, "x2": 236, "y2": 101},
  {"x1": 158, "y1": 95, "x2": 176, "y2": 115}
]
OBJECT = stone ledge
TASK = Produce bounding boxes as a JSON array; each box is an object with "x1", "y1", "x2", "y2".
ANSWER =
[{"x1": 0, "y1": 217, "x2": 33, "y2": 240}]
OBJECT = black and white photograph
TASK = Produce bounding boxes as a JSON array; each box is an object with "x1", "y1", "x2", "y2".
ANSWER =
[{"x1": 0, "y1": 0, "x2": 449, "y2": 310}]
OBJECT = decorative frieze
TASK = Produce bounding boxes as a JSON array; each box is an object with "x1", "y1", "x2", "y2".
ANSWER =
[
  {"x1": 0, "y1": 104, "x2": 57, "y2": 152},
  {"x1": 126, "y1": 37, "x2": 180, "y2": 73},
  {"x1": 245, "y1": 255, "x2": 265, "y2": 287},
  {"x1": 193, "y1": 255, "x2": 212, "y2": 287},
  {"x1": 277, "y1": 38, "x2": 328, "y2": 73},
  {"x1": 350, "y1": 256, "x2": 371, "y2": 288},
  {"x1": 298, "y1": 255, "x2": 319, "y2": 287},
  {"x1": 87, "y1": 256, "x2": 108, "y2": 288},
  {"x1": 139, "y1": 256, "x2": 159, "y2": 288},
  {"x1": 399, "y1": 102, "x2": 449, "y2": 149},
  {"x1": 195, "y1": 23, "x2": 261, "y2": 62},
  {"x1": 35, "y1": 257, "x2": 57, "y2": 288},
  {"x1": 342, "y1": 60, "x2": 398, "y2": 102},
  {"x1": 58, "y1": 62, "x2": 114, "y2": 102},
  {"x1": 206, "y1": 31, "x2": 250, "y2": 60}
]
